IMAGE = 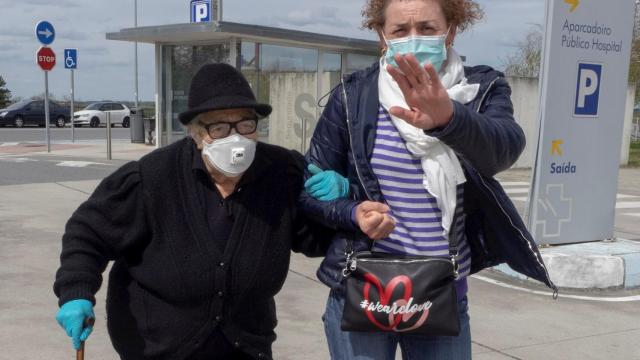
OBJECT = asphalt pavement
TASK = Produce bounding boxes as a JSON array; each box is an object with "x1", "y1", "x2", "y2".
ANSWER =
[{"x1": 0, "y1": 140, "x2": 639, "y2": 359}]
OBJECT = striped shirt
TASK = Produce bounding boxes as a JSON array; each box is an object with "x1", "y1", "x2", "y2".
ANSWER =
[{"x1": 370, "y1": 106, "x2": 471, "y2": 293}]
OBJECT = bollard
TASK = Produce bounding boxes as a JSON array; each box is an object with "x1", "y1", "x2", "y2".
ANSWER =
[{"x1": 106, "y1": 112, "x2": 112, "y2": 160}]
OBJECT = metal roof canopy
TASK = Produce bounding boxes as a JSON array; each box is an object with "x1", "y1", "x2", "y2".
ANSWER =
[{"x1": 106, "y1": 21, "x2": 378, "y2": 53}]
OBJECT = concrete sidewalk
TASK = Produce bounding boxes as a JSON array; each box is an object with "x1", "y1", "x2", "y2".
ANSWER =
[
  {"x1": 0, "y1": 139, "x2": 155, "y2": 161},
  {"x1": 1, "y1": 141, "x2": 639, "y2": 359}
]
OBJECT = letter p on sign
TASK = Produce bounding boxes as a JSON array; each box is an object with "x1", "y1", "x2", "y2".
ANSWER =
[
  {"x1": 574, "y1": 62, "x2": 602, "y2": 117},
  {"x1": 191, "y1": 0, "x2": 211, "y2": 23}
]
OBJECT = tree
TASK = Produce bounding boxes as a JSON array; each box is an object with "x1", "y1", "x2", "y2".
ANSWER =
[
  {"x1": 0, "y1": 75, "x2": 11, "y2": 108},
  {"x1": 502, "y1": 25, "x2": 543, "y2": 78},
  {"x1": 628, "y1": 39, "x2": 640, "y2": 100},
  {"x1": 31, "y1": 92, "x2": 57, "y2": 101}
]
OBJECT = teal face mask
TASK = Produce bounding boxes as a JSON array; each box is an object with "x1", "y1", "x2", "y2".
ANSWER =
[{"x1": 384, "y1": 32, "x2": 448, "y2": 72}]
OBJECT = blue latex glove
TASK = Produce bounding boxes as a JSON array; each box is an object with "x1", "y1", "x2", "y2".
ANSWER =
[
  {"x1": 305, "y1": 164, "x2": 350, "y2": 201},
  {"x1": 55, "y1": 299, "x2": 95, "y2": 350}
]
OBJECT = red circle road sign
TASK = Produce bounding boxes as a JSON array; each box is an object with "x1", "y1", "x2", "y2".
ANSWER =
[{"x1": 37, "y1": 46, "x2": 56, "y2": 71}]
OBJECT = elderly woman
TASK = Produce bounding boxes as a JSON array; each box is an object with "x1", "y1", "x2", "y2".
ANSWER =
[
  {"x1": 53, "y1": 63, "x2": 335, "y2": 360},
  {"x1": 301, "y1": 0, "x2": 556, "y2": 359}
]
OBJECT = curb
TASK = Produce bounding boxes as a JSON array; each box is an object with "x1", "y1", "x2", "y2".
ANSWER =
[{"x1": 494, "y1": 239, "x2": 640, "y2": 290}]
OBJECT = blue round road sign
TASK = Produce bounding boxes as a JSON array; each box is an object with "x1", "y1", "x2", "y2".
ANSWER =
[{"x1": 35, "y1": 21, "x2": 55, "y2": 45}]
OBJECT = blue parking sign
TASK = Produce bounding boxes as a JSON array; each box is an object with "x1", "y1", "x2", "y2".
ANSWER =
[
  {"x1": 191, "y1": 0, "x2": 211, "y2": 23},
  {"x1": 64, "y1": 49, "x2": 77, "y2": 69},
  {"x1": 574, "y1": 63, "x2": 602, "y2": 117}
]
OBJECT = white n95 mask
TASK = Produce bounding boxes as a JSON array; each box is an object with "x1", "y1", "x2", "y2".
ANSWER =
[{"x1": 202, "y1": 134, "x2": 257, "y2": 177}]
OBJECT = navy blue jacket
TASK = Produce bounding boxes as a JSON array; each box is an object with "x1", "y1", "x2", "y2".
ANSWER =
[{"x1": 300, "y1": 62, "x2": 557, "y2": 293}]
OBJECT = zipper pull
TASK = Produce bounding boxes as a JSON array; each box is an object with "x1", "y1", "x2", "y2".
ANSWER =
[
  {"x1": 342, "y1": 251, "x2": 355, "y2": 278},
  {"x1": 451, "y1": 255, "x2": 460, "y2": 280}
]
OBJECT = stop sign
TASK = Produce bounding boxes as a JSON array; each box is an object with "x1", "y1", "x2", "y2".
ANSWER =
[{"x1": 37, "y1": 46, "x2": 56, "y2": 71}]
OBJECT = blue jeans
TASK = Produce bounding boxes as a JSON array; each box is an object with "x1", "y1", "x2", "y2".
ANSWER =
[{"x1": 323, "y1": 291, "x2": 472, "y2": 360}]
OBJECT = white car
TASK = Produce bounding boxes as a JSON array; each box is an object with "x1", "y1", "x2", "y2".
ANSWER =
[{"x1": 73, "y1": 102, "x2": 131, "y2": 128}]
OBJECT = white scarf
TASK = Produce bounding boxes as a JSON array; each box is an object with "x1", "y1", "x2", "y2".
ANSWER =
[{"x1": 378, "y1": 48, "x2": 480, "y2": 237}]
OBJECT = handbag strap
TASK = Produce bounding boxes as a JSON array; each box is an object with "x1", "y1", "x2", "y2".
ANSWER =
[{"x1": 344, "y1": 209, "x2": 462, "y2": 278}]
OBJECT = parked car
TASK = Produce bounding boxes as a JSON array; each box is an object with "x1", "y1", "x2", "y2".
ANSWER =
[
  {"x1": 0, "y1": 99, "x2": 70, "y2": 128},
  {"x1": 73, "y1": 102, "x2": 131, "y2": 128}
]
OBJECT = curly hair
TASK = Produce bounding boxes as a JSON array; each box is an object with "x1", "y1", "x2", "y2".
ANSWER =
[{"x1": 361, "y1": 0, "x2": 484, "y2": 32}]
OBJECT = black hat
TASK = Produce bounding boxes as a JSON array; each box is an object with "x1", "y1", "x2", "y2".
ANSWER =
[{"x1": 178, "y1": 63, "x2": 272, "y2": 125}]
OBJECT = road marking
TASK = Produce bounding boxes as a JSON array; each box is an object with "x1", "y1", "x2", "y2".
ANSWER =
[
  {"x1": 499, "y1": 181, "x2": 530, "y2": 186},
  {"x1": 0, "y1": 157, "x2": 38, "y2": 163},
  {"x1": 0, "y1": 142, "x2": 20, "y2": 147},
  {"x1": 497, "y1": 182, "x2": 640, "y2": 209},
  {"x1": 510, "y1": 197, "x2": 640, "y2": 208},
  {"x1": 472, "y1": 275, "x2": 640, "y2": 302},
  {"x1": 618, "y1": 194, "x2": 640, "y2": 199},
  {"x1": 56, "y1": 161, "x2": 111, "y2": 168},
  {"x1": 623, "y1": 213, "x2": 640, "y2": 217},
  {"x1": 504, "y1": 188, "x2": 529, "y2": 195},
  {"x1": 616, "y1": 202, "x2": 640, "y2": 210}
]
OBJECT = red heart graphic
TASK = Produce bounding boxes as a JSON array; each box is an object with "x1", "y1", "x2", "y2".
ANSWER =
[
  {"x1": 390, "y1": 299, "x2": 431, "y2": 332},
  {"x1": 362, "y1": 273, "x2": 412, "y2": 331}
]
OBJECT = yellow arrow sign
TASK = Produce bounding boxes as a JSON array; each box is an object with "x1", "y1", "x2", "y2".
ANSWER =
[
  {"x1": 551, "y1": 140, "x2": 564, "y2": 156},
  {"x1": 564, "y1": 0, "x2": 580, "y2": 12}
]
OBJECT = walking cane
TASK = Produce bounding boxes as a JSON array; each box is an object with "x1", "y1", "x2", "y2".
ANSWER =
[{"x1": 76, "y1": 317, "x2": 95, "y2": 360}]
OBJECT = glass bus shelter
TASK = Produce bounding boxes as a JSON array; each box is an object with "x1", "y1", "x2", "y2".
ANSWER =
[{"x1": 107, "y1": 21, "x2": 378, "y2": 151}]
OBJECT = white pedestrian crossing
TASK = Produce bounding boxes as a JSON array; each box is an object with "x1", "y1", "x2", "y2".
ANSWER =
[
  {"x1": 0, "y1": 157, "x2": 38, "y2": 163},
  {"x1": 499, "y1": 181, "x2": 530, "y2": 186},
  {"x1": 55, "y1": 161, "x2": 110, "y2": 168},
  {"x1": 497, "y1": 180, "x2": 640, "y2": 217},
  {"x1": 617, "y1": 194, "x2": 639, "y2": 199},
  {"x1": 504, "y1": 188, "x2": 529, "y2": 195},
  {"x1": 615, "y1": 202, "x2": 640, "y2": 210}
]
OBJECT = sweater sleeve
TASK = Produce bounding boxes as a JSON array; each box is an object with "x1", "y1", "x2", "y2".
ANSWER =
[{"x1": 53, "y1": 161, "x2": 149, "y2": 306}]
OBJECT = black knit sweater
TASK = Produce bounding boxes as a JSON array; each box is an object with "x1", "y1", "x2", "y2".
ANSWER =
[{"x1": 53, "y1": 138, "x2": 331, "y2": 359}]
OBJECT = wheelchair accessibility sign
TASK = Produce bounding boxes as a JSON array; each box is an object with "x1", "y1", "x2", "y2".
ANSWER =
[{"x1": 64, "y1": 48, "x2": 77, "y2": 70}]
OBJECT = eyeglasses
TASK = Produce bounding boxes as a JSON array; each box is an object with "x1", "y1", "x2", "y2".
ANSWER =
[{"x1": 199, "y1": 118, "x2": 258, "y2": 139}]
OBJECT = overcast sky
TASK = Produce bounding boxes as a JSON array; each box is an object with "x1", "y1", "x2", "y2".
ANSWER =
[{"x1": 0, "y1": 0, "x2": 544, "y2": 102}]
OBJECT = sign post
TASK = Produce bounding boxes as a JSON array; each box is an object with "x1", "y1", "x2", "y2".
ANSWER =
[
  {"x1": 64, "y1": 48, "x2": 77, "y2": 142},
  {"x1": 528, "y1": 0, "x2": 636, "y2": 244},
  {"x1": 106, "y1": 112, "x2": 112, "y2": 160},
  {"x1": 35, "y1": 21, "x2": 56, "y2": 153}
]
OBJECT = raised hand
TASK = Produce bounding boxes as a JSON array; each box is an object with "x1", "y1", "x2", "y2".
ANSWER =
[{"x1": 386, "y1": 53, "x2": 454, "y2": 130}]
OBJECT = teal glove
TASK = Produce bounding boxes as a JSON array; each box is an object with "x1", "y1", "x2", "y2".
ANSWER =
[
  {"x1": 55, "y1": 299, "x2": 95, "y2": 350},
  {"x1": 305, "y1": 164, "x2": 350, "y2": 201}
]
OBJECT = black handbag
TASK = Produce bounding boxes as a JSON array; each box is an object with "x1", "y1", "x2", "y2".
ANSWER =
[{"x1": 340, "y1": 235, "x2": 461, "y2": 336}]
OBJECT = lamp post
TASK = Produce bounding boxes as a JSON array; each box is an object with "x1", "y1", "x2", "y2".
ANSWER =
[{"x1": 134, "y1": 0, "x2": 139, "y2": 111}]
